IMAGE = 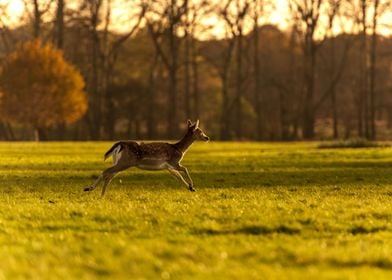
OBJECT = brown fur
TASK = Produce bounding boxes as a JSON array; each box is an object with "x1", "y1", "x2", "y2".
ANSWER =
[{"x1": 84, "y1": 120, "x2": 209, "y2": 196}]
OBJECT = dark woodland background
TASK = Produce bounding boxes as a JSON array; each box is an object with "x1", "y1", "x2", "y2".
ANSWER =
[{"x1": 0, "y1": 0, "x2": 392, "y2": 141}]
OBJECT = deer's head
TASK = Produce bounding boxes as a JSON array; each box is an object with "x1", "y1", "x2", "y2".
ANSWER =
[{"x1": 187, "y1": 120, "x2": 210, "y2": 142}]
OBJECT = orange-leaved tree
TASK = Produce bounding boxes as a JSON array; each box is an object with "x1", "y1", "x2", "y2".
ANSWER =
[{"x1": 0, "y1": 40, "x2": 87, "y2": 140}]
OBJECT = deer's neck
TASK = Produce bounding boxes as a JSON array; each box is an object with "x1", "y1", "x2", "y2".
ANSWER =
[{"x1": 174, "y1": 131, "x2": 195, "y2": 153}]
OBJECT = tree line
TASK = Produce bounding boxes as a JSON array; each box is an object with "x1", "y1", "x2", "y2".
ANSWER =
[{"x1": 0, "y1": 0, "x2": 391, "y2": 141}]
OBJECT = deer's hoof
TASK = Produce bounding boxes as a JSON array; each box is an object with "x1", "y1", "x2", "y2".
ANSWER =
[
  {"x1": 189, "y1": 186, "x2": 196, "y2": 192},
  {"x1": 84, "y1": 187, "x2": 92, "y2": 192}
]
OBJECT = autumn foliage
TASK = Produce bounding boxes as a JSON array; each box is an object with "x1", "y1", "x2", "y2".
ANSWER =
[{"x1": 0, "y1": 40, "x2": 87, "y2": 135}]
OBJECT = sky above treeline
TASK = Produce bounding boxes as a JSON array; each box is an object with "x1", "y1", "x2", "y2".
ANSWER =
[{"x1": 1, "y1": 0, "x2": 392, "y2": 40}]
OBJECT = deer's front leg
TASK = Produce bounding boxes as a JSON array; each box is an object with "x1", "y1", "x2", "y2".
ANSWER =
[
  {"x1": 177, "y1": 165, "x2": 195, "y2": 192},
  {"x1": 168, "y1": 168, "x2": 189, "y2": 189}
]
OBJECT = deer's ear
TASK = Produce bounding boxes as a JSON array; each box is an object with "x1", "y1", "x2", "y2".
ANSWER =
[
  {"x1": 187, "y1": 120, "x2": 193, "y2": 127},
  {"x1": 195, "y1": 119, "x2": 200, "y2": 128}
]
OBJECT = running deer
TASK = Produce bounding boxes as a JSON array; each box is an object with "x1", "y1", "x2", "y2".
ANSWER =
[{"x1": 84, "y1": 120, "x2": 210, "y2": 196}]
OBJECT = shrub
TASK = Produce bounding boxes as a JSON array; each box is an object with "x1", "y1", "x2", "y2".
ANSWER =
[{"x1": 0, "y1": 40, "x2": 87, "y2": 140}]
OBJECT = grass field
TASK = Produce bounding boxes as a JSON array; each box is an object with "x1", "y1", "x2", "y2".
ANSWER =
[{"x1": 1, "y1": 142, "x2": 392, "y2": 279}]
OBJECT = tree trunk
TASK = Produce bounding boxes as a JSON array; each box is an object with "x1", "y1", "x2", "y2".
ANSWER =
[
  {"x1": 90, "y1": 4, "x2": 102, "y2": 139},
  {"x1": 279, "y1": 90, "x2": 289, "y2": 140},
  {"x1": 34, "y1": 128, "x2": 40, "y2": 142},
  {"x1": 106, "y1": 98, "x2": 115, "y2": 139},
  {"x1": 331, "y1": 88, "x2": 338, "y2": 139},
  {"x1": 34, "y1": 127, "x2": 46, "y2": 141},
  {"x1": 357, "y1": 16, "x2": 365, "y2": 138},
  {"x1": 220, "y1": 76, "x2": 230, "y2": 140},
  {"x1": 330, "y1": 37, "x2": 338, "y2": 139},
  {"x1": 253, "y1": 1, "x2": 262, "y2": 140},
  {"x1": 344, "y1": 121, "x2": 351, "y2": 139},
  {"x1": 184, "y1": 2, "x2": 191, "y2": 119},
  {"x1": 184, "y1": 36, "x2": 191, "y2": 119},
  {"x1": 302, "y1": 46, "x2": 316, "y2": 139},
  {"x1": 33, "y1": 0, "x2": 40, "y2": 38},
  {"x1": 168, "y1": 67, "x2": 177, "y2": 138},
  {"x1": 358, "y1": 88, "x2": 363, "y2": 137},
  {"x1": 135, "y1": 119, "x2": 141, "y2": 139},
  {"x1": 5, "y1": 122, "x2": 15, "y2": 140},
  {"x1": 0, "y1": 123, "x2": 9, "y2": 140},
  {"x1": 302, "y1": 27, "x2": 316, "y2": 139},
  {"x1": 55, "y1": 0, "x2": 65, "y2": 49},
  {"x1": 289, "y1": 24, "x2": 299, "y2": 141},
  {"x1": 303, "y1": 109, "x2": 315, "y2": 139},
  {"x1": 360, "y1": 0, "x2": 369, "y2": 139},
  {"x1": 167, "y1": 0, "x2": 178, "y2": 139},
  {"x1": 191, "y1": 37, "x2": 200, "y2": 119},
  {"x1": 369, "y1": 0, "x2": 379, "y2": 140},
  {"x1": 235, "y1": 31, "x2": 243, "y2": 139},
  {"x1": 147, "y1": 55, "x2": 158, "y2": 139}
]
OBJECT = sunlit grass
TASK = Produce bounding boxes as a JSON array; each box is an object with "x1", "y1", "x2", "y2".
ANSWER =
[{"x1": 1, "y1": 142, "x2": 392, "y2": 279}]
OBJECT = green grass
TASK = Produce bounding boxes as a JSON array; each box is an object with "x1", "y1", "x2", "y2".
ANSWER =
[{"x1": 1, "y1": 142, "x2": 392, "y2": 279}]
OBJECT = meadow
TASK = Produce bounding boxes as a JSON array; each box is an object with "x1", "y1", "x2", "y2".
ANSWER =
[{"x1": 1, "y1": 142, "x2": 392, "y2": 279}]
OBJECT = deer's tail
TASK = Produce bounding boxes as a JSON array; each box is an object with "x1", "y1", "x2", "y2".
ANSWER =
[{"x1": 104, "y1": 142, "x2": 123, "y2": 161}]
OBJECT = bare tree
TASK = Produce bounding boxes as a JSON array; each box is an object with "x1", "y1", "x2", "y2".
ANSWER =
[
  {"x1": 145, "y1": 0, "x2": 189, "y2": 138},
  {"x1": 289, "y1": 0, "x2": 346, "y2": 139},
  {"x1": 22, "y1": 0, "x2": 54, "y2": 38},
  {"x1": 368, "y1": 0, "x2": 389, "y2": 139},
  {"x1": 289, "y1": 0, "x2": 323, "y2": 139},
  {"x1": 101, "y1": 0, "x2": 146, "y2": 139},
  {"x1": 186, "y1": 0, "x2": 211, "y2": 119},
  {"x1": 0, "y1": 1, "x2": 16, "y2": 53},
  {"x1": 77, "y1": 0, "x2": 104, "y2": 139},
  {"x1": 346, "y1": 0, "x2": 390, "y2": 139},
  {"x1": 200, "y1": 1, "x2": 240, "y2": 140},
  {"x1": 221, "y1": 0, "x2": 251, "y2": 139},
  {"x1": 323, "y1": 0, "x2": 342, "y2": 138},
  {"x1": 73, "y1": 0, "x2": 146, "y2": 139}
]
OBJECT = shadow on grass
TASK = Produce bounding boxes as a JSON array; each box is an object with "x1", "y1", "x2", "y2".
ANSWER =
[
  {"x1": 349, "y1": 225, "x2": 387, "y2": 235},
  {"x1": 1, "y1": 167, "x2": 392, "y2": 191},
  {"x1": 2, "y1": 160, "x2": 392, "y2": 171},
  {"x1": 275, "y1": 257, "x2": 392, "y2": 270},
  {"x1": 327, "y1": 259, "x2": 392, "y2": 269},
  {"x1": 258, "y1": 248, "x2": 392, "y2": 269},
  {"x1": 289, "y1": 258, "x2": 392, "y2": 270},
  {"x1": 193, "y1": 225, "x2": 301, "y2": 236}
]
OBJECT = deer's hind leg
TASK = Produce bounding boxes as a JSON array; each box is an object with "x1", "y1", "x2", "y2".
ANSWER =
[
  {"x1": 99, "y1": 163, "x2": 131, "y2": 197},
  {"x1": 84, "y1": 174, "x2": 104, "y2": 192},
  {"x1": 84, "y1": 163, "x2": 133, "y2": 195},
  {"x1": 84, "y1": 149, "x2": 136, "y2": 196}
]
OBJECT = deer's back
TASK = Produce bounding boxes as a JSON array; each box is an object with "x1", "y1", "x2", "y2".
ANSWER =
[
  {"x1": 138, "y1": 142, "x2": 174, "y2": 160},
  {"x1": 121, "y1": 142, "x2": 181, "y2": 170}
]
